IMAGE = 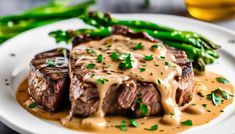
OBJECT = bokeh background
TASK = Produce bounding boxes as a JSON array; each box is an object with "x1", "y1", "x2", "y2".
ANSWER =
[{"x1": 0, "y1": 0, "x2": 234, "y2": 133}]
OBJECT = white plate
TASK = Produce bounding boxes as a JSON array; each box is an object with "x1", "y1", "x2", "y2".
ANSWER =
[{"x1": 0, "y1": 14, "x2": 235, "y2": 134}]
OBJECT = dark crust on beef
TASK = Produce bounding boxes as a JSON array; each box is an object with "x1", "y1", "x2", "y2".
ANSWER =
[
  {"x1": 70, "y1": 26, "x2": 194, "y2": 117},
  {"x1": 28, "y1": 48, "x2": 70, "y2": 112}
]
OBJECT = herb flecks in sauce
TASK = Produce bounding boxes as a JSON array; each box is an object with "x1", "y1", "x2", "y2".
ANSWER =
[
  {"x1": 139, "y1": 68, "x2": 146, "y2": 72},
  {"x1": 143, "y1": 55, "x2": 153, "y2": 61},
  {"x1": 207, "y1": 88, "x2": 233, "y2": 106},
  {"x1": 181, "y1": 120, "x2": 193, "y2": 126},
  {"x1": 130, "y1": 119, "x2": 138, "y2": 127},
  {"x1": 133, "y1": 43, "x2": 144, "y2": 50},
  {"x1": 16, "y1": 71, "x2": 235, "y2": 134},
  {"x1": 151, "y1": 44, "x2": 162, "y2": 50},
  {"x1": 97, "y1": 54, "x2": 103, "y2": 63},
  {"x1": 96, "y1": 78, "x2": 109, "y2": 85},
  {"x1": 115, "y1": 120, "x2": 128, "y2": 131},
  {"x1": 110, "y1": 52, "x2": 119, "y2": 61},
  {"x1": 118, "y1": 54, "x2": 132, "y2": 70},
  {"x1": 86, "y1": 63, "x2": 95, "y2": 69},
  {"x1": 28, "y1": 102, "x2": 37, "y2": 109},
  {"x1": 144, "y1": 124, "x2": 158, "y2": 131},
  {"x1": 216, "y1": 77, "x2": 230, "y2": 84}
]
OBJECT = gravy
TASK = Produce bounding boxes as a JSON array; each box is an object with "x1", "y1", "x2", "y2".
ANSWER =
[{"x1": 16, "y1": 72, "x2": 234, "y2": 133}]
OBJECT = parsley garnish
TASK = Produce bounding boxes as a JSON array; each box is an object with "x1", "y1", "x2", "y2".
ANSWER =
[
  {"x1": 119, "y1": 54, "x2": 132, "y2": 70},
  {"x1": 96, "y1": 78, "x2": 109, "y2": 85},
  {"x1": 28, "y1": 102, "x2": 37, "y2": 109},
  {"x1": 181, "y1": 120, "x2": 193, "y2": 126},
  {"x1": 130, "y1": 119, "x2": 138, "y2": 127},
  {"x1": 45, "y1": 59, "x2": 56, "y2": 67},
  {"x1": 157, "y1": 79, "x2": 161, "y2": 85},
  {"x1": 135, "y1": 98, "x2": 148, "y2": 116},
  {"x1": 115, "y1": 120, "x2": 128, "y2": 131},
  {"x1": 151, "y1": 44, "x2": 162, "y2": 50},
  {"x1": 86, "y1": 49, "x2": 96, "y2": 54},
  {"x1": 207, "y1": 88, "x2": 233, "y2": 106},
  {"x1": 202, "y1": 104, "x2": 207, "y2": 108},
  {"x1": 139, "y1": 68, "x2": 146, "y2": 72},
  {"x1": 144, "y1": 124, "x2": 158, "y2": 131},
  {"x1": 165, "y1": 61, "x2": 171, "y2": 67},
  {"x1": 216, "y1": 77, "x2": 230, "y2": 84},
  {"x1": 139, "y1": 103, "x2": 148, "y2": 116},
  {"x1": 133, "y1": 43, "x2": 144, "y2": 50},
  {"x1": 86, "y1": 63, "x2": 95, "y2": 69},
  {"x1": 110, "y1": 52, "x2": 119, "y2": 61},
  {"x1": 160, "y1": 56, "x2": 165, "y2": 59},
  {"x1": 143, "y1": 55, "x2": 153, "y2": 61},
  {"x1": 97, "y1": 54, "x2": 103, "y2": 63}
]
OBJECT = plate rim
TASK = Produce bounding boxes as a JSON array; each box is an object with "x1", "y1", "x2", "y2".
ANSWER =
[{"x1": 0, "y1": 13, "x2": 235, "y2": 134}]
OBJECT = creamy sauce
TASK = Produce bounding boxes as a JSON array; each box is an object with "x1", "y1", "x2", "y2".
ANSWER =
[
  {"x1": 16, "y1": 35, "x2": 235, "y2": 133},
  {"x1": 17, "y1": 72, "x2": 234, "y2": 134},
  {"x1": 71, "y1": 35, "x2": 182, "y2": 127}
]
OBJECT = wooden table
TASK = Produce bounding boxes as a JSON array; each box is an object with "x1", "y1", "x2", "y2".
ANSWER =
[{"x1": 0, "y1": 0, "x2": 234, "y2": 133}]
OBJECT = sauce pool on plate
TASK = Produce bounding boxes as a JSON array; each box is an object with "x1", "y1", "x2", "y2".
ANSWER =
[{"x1": 16, "y1": 72, "x2": 234, "y2": 133}]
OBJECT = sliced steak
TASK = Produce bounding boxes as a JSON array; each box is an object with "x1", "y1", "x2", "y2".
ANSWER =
[
  {"x1": 69, "y1": 26, "x2": 194, "y2": 117},
  {"x1": 28, "y1": 48, "x2": 70, "y2": 112}
]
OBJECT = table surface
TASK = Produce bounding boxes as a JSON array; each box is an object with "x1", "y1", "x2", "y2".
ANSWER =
[{"x1": 0, "y1": 0, "x2": 234, "y2": 133}]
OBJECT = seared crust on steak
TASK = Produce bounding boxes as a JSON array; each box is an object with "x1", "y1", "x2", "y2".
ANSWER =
[{"x1": 28, "y1": 48, "x2": 70, "y2": 111}]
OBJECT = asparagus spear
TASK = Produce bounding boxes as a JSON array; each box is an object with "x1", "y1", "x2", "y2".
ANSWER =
[
  {"x1": 80, "y1": 12, "x2": 174, "y2": 31},
  {"x1": 0, "y1": 0, "x2": 95, "y2": 44},
  {"x1": 0, "y1": 0, "x2": 95, "y2": 23},
  {"x1": 79, "y1": 11, "x2": 220, "y2": 50},
  {"x1": 0, "y1": 18, "x2": 66, "y2": 33}
]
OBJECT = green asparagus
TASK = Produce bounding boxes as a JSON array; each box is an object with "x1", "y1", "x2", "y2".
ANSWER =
[{"x1": 0, "y1": 0, "x2": 95, "y2": 44}]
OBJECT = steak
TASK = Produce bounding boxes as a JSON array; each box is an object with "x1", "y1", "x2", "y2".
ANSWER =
[
  {"x1": 69, "y1": 26, "x2": 194, "y2": 117},
  {"x1": 28, "y1": 48, "x2": 70, "y2": 112}
]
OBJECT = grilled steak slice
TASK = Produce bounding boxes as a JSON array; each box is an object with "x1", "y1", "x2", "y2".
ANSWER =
[
  {"x1": 28, "y1": 48, "x2": 70, "y2": 111},
  {"x1": 69, "y1": 26, "x2": 194, "y2": 117}
]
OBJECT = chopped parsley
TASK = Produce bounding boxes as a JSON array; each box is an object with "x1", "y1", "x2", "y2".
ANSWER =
[
  {"x1": 28, "y1": 102, "x2": 37, "y2": 109},
  {"x1": 45, "y1": 59, "x2": 56, "y2": 67},
  {"x1": 202, "y1": 104, "x2": 207, "y2": 108},
  {"x1": 151, "y1": 44, "x2": 162, "y2": 50},
  {"x1": 207, "y1": 91, "x2": 222, "y2": 106},
  {"x1": 181, "y1": 120, "x2": 193, "y2": 126},
  {"x1": 96, "y1": 78, "x2": 109, "y2": 85},
  {"x1": 130, "y1": 119, "x2": 138, "y2": 127},
  {"x1": 97, "y1": 54, "x2": 103, "y2": 63},
  {"x1": 216, "y1": 77, "x2": 230, "y2": 84},
  {"x1": 133, "y1": 43, "x2": 144, "y2": 50},
  {"x1": 165, "y1": 61, "x2": 171, "y2": 67},
  {"x1": 144, "y1": 124, "x2": 158, "y2": 131},
  {"x1": 86, "y1": 48, "x2": 96, "y2": 54},
  {"x1": 139, "y1": 68, "x2": 146, "y2": 72},
  {"x1": 110, "y1": 52, "x2": 119, "y2": 61},
  {"x1": 86, "y1": 63, "x2": 95, "y2": 69},
  {"x1": 135, "y1": 98, "x2": 148, "y2": 116},
  {"x1": 115, "y1": 120, "x2": 128, "y2": 131},
  {"x1": 160, "y1": 56, "x2": 165, "y2": 59},
  {"x1": 143, "y1": 55, "x2": 153, "y2": 61},
  {"x1": 139, "y1": 103, "x2": 148, "y2": 116},
  {"x1": 119, "y1": 54, "x2": 132, "y2": 70},
  {"x1": 207, "y1": 88, "x2": 233, "y2": 106},
  {"x1": 157, "y1": 79, "x2": 161, "y2": 85}
]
